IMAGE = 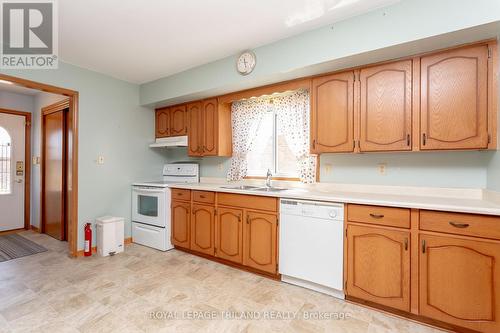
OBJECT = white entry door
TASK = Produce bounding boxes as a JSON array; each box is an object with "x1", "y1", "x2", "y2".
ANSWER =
[{"x1": 0, "y1": 113, "x2": 25, "y2": 231}]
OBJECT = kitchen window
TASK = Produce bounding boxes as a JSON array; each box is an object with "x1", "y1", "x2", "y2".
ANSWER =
[
  {"x1": 246, "y1": 105, "x2": 299, "y2": 178},
  {"x1": 228, "y1": 89, "x2": 316, "y2": 183}
]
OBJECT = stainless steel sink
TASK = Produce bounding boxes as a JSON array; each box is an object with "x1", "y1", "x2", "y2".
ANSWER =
[
  {"x1": 253, "y1": 187, "x2": 289, "y2": 192},
  {"x1": 220, "y1": 185, "x2": 261, "y2": 190}
]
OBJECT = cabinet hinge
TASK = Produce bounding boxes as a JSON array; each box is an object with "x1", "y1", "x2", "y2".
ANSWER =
[
  {"x1": 214, "y1": 208, "x2": 217, "y2": 215},
  {"x1": 345, "y1": 228, "x2": 347, "y2": 238},
  {"x1": 276, "y1": 263, "x2": 279, "y2": 271},
  {"x1": 345, "y1": 280, "x2": 347, "y2": 290},
  {"x1": 353, "y1": 140, "x2": 356, "y2": 149},
  {"x1": 488, "y1": 134, "x2": 491, "y2": 144},
  {"x1": 488, "y1": 47, "x2": 492, "y2": 58}
]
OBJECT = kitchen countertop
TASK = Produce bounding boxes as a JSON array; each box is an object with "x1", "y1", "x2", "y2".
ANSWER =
[{"x1": 169, "y1": 181, "x2": 500, "y2": 216}]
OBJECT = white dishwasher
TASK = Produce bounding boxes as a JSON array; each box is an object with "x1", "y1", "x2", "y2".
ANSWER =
[{"x1": 279, "y1": 199, "x2": 344, "y2": 299}]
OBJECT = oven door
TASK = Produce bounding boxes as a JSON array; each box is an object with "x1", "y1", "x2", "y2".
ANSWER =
[{"x1": 131, "y1": 187, "x2": 167, "y2": 227}]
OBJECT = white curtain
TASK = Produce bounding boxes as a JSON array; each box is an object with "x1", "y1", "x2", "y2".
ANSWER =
[
  {"x1": 227, "y1": 98, "x2": 269, "y2": 181},
  {"x1": 227, "y1": 89, "x2": 316, "y2": 183},
  {"x1": 274, "y1": 90, "x2": 316, "y2": 183}
]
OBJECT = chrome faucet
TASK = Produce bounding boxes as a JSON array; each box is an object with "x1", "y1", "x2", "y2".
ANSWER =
[{"x1": 266, "y1": 169, "x2": 272, "y2": 188}]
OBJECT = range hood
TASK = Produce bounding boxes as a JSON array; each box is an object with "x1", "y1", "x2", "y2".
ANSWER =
[{"x1": 149, "y1": 136, "x2": 188, "y2": 148}]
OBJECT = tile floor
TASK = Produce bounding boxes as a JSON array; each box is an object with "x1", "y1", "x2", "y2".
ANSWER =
[{"x1": 0, "y1": 231, "x2": 445, "y2": 333}]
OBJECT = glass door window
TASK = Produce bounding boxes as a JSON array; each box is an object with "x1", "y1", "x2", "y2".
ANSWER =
[{"x1": 138, "y1": 195, "x2": 158, "y2": 217}]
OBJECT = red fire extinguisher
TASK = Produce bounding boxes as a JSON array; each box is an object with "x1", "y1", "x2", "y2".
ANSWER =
[{"x1": 84, "y1": 223, "x2": 92, "y2": 257}]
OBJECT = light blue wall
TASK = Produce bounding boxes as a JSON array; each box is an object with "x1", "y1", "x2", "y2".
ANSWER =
[
  {"x1": 1, "y1": 63, "x2": 167, "y2": 249},
  {"x1": 140, "y1": 0, "x2": 500, "y2": 107},
  {"x1": 143, "y1": 0, "x2": 500, "y2": 192}
]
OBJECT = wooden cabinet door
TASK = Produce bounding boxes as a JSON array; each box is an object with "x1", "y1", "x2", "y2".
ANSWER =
[
  {"x1": 243, "y1": 211, "x2": 277, "y2": 274},
  {"x1": 420, "y1": 234, "x2": 500, "y2": 333},
  {"x1": 346, "y1": 224, "x2": 410, "y2": 312},
  {"x1": 170, "y1": 105, "x2": 187, "y2": 136},
  {"x1": 155, "y1": 108, "x2": 170, "y2": 138},
  {"x1": 187, "y1": 101, "x2": 203, "y2": 156},
  {"x1": 171, "y1": 200, "x2": 190, "y2": 248},
  {"x1": 311, "y1": 71, "x2": 354, "y2": 153},
  {"x1": 202, "y1": 98, "x2": 218, "y2": 156},
  {"x1": 359, "y1": 60, "x2": 412, "y2": 151},
  {"x1": 420, "y1": 45, "x2": 489, "y2": 150},
  {"x1": 216, "y1": 207, "x2": 243, "y2": 264},
  {"x1": 190, "y1": 204, "x2": 215, "y2": 255}
]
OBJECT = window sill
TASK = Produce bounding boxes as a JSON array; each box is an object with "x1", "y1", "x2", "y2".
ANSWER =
[{"x1": 244, "y1": 176, "x2": 300, "y2": 182}]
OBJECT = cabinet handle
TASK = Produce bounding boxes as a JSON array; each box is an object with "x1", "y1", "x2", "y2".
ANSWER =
[
  {"x1": 312, "y1": 139, "x2": 316, "y2": 150},
  {"x1": 238, "y1": 215, "x2": 242, "y2": 222},
  {"x1": 449, "y1": 221, "x2": 470, "y2": 228},
  {"x1": 246, "y1": 215, "x2": 250, "y2": 224},
  {"x1": 369, "y1": 213, "x2": 384, "y2": 219},
  {"x1": 422, "y1": 240, "x2": 426, "y2": 254},
  {"x1": 199, "y1": 195, "x2": 206, "y2": 199},
  {"x1": 177, "y1": 193, "x2": 183, "y2": 196},
  {"x1": 422, "y1": 133, "x2": 426, "y2": 146},
  {"x1": 406, "y1": 134, "x2": 410, "y2": 146},
  {"x1": 404, "y1": 238, "x2": 408, "y2": 251}
]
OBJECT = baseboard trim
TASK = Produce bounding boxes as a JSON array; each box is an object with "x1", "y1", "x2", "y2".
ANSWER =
[
  {"x1": 75, "y1": 237, "x2": 132, "y2": 257},
  {"x1": 30, "y1": 225, "x2": 40, "y2": 233},
  {"x1": 0, "y1": 228, "x2": 26, "y2": 235}
]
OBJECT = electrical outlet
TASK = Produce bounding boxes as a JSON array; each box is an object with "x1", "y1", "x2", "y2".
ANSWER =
[
  {"x1": 378, "y1": 163, "x2": 387, "y2": 175},
  {"x1": 324, "y1": 163, "x2": 332, "y2": 175},
  {"x1": 32, "y1": 156, "x2": 40, "y2": 165},
  {"x1": 97, "y1": 156, "x2": 105, "y2": 165}
]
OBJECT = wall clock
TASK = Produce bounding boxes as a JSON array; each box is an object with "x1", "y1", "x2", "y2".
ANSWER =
[{"x1": 236, "y1": 51, "x2": 256, "y2": 75}]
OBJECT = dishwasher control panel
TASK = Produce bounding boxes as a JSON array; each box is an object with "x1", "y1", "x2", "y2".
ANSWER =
[{"x1": 280, "y1": 199, "x2": 344, "y2": 221}]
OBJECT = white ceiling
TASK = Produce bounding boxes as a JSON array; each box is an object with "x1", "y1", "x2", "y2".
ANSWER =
[{"x1": 59, "y1": 0, "x2": 399, "y2": 84}]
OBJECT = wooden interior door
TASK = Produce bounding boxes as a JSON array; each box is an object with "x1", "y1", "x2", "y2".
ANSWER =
[
  {"x1": 359, "y1": 60, "x2": 412, "y2": 151},
  {"x1": 171, "y1": 200, "x2": 190, "y2": 248},
  {"x1": 42, "y1": 108, "x2": 68, "y2": 241},
  {"x1": 420, "y1": 45, "x2": 489, "y2": 150},
  {"x1": 155, "y1": 108, "x2": 170, "y2": 138},
  {"x1": 202, "y1": 98, "x2": 218, "y2": 156},
  {"x1": 187, "y1": 102, "x2": 203, "y2": 156},
  {"x1": 243, "y1": 211, "x2": 277, "y2": 274},
  {"x1": 216, "y1": 207, "x2": 243, "y2": 264},
  {"x1": 190, "y1": 204, "x2": 215, "y2": 255},
  {"x1": 346, "y1": 224, "x2": 410, "y2": 312},
  {"x1": 419, "y1": 234, "x2": 500, "y2": 333},
  {"x1": 170, "y1": 105, "x2": 187, "y2": 136},
  {"x1": 311, "y1": 71, "x2": 354, "y2": 153}
]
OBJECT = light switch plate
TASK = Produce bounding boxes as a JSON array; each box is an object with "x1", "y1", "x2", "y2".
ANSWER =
[{"x1": 97, "y1": 156, "x2": 105, "y2": 165}]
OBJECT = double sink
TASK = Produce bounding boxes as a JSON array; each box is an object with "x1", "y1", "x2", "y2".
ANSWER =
[{"x1": 219, "y1": 185, "x2": 289, "y2": 192}]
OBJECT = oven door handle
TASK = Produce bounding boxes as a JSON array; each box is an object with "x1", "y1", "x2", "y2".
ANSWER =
[{"x1": 133, "y1": 188, "x2": 165, "y2": 194}]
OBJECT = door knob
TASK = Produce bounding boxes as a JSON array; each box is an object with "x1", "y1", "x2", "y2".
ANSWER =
[{"x1": 15, "y1": 179, "x2": 23, "y2": 183}]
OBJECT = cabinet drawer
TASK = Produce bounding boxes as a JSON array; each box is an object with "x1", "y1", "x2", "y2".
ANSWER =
[
  {"x1": 171, "y1": 188, "x2": 191, "y2": 201},
  {"x1": 420, "y1": 210, "x2": 500, "y2": 240},
  {"x1": 347, "y1": 204, "x2": 410, "y2": 228},
  {"x1": 192, "y1": 191, "x2": 215, "y2": 204},
  {"x1": 217, "y1": 193, "x2": 278, "y2": 212}
]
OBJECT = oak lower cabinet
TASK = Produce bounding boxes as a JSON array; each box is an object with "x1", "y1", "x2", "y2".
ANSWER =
[
  {"x1": 171, "y1": 200, "x2": 190, "y2": 248},
  {"x1": 419, "y1": 234, "x2": 500, "y2": 333},
  {"x1": 190, "y1": 204, "x2": 215, "y2": 255},
  {"x1": 346, "y1": 224, "x2": 410, "y2": 312},
  {"x1": 215, "y1": 207, "x2": 243, "y2": 264},
  {"x1": 243, "y1": 211, "x2": 278, "y2": 275}
]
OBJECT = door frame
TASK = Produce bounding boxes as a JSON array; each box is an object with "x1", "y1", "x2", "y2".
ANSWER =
[
  {"x1": 0, "y1": 108, "x2": 31, "y2": 231},
  {"x1": 0, "y1": 73, "x2": 79, "y2": 257},
  {"x1": 41, "y1": 100, "x2": 69, "y2": 241}
]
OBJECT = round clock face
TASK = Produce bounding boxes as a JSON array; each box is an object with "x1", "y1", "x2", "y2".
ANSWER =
[{"x1": 236, "y1": 51, "x2": 256, "y2": 75}]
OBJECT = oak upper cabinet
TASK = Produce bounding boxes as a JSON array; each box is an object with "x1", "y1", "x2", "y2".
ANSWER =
[
  {"x1": 420, "y1": 45, "x2": 489, "y2": 150},
  {"x1": 243, "y1": 211, "x2": 278, "y2": 274},
  {"x1": 155, "y1": 107, "x2": 170, "y2": 138},
  {"x1": 359, "y1": 60, "x2": 412, "y2": 152},
  {"x1": 311, "y1": 71, "x2": 354, "y2": 153},
  {"x1": 420, "y1": 234, "x2": 500, "y2": 333},
  {"x1": 202, "y1": 98, "x2": 217, "y2": 156},
  {"x1": 187, "y1": 101, "x2": 203, "y2": 156},
  {"x1": 190, "y1": 204, "x2": 215, "y2": 255},
  {"x1": 187, "y1": 99, "x2": 232, "y2": 157},
  {"x1": 170, "y1": 105, "x2": 187, "y2": 136},
  {"x1": 216, "y1": 207, "x2": 243, "y2": 264},
  {"x1": 171, "y1": 200, "x2": 190, "y2": 248},
  {"x1": 346, "y1": 224, "x2": 410, "y2": 312}
]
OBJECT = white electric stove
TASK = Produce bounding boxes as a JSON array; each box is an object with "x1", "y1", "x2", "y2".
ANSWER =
[{"x1": 131, "y1": 163, "x2": 199, "y2": 251}]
